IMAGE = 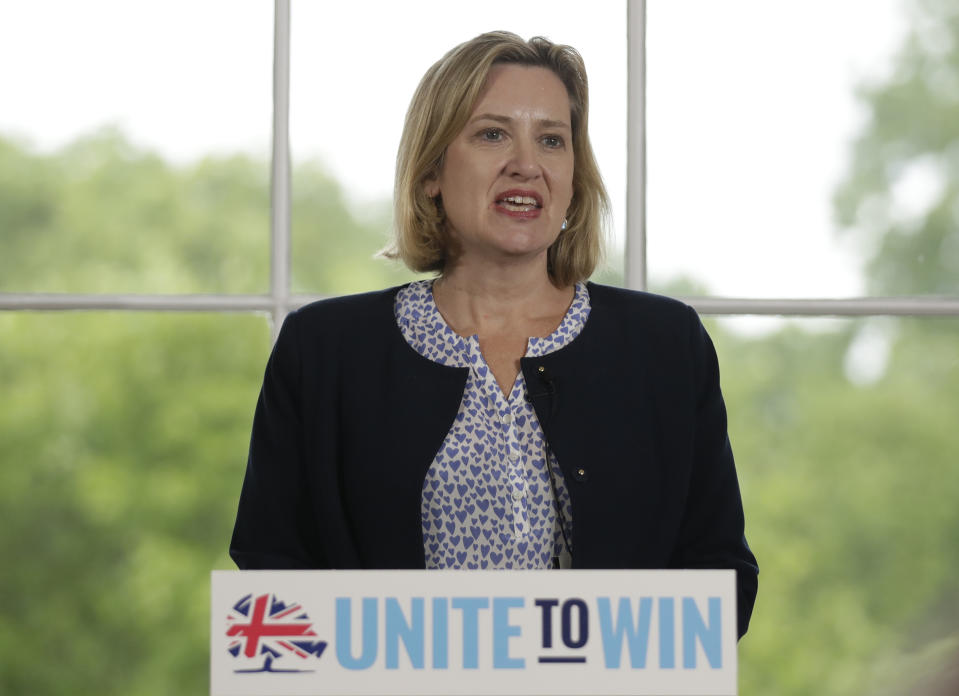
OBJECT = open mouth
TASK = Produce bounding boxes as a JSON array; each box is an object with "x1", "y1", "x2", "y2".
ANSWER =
[{"x1": 496, "y1": 192, "x2": 543, "y2": 213}]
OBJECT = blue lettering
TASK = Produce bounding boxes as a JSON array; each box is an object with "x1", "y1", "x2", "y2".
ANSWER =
[
  {"x1": 385, "y1": 597, "x2": 424, "y2": 669},
  {"x1": 432, "y1": 597, "x2": 448, "y2": 669},
  {"x1": 682, "y1": 597, "x2": 722, "y2": 668},
  {"x1": 658, "y1": 597, "x2": 675, "y2": 669},
  {"x1": 451, "y1": 597, "x2": 488, "y2": 669},
  {"x1": 596, "y1": 597, "x2": 652, "y2": 669},
  {"x1": 335, "y1": 597, "x2": 377, "y2": 670},
  {"x1": 492, "y1": 597, "x2": 525, "y2": 668}
]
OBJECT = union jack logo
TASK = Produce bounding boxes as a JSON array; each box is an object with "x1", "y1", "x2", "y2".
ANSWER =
[{"x1": 226, "y1": 593, "x2": 328, "y2": 673}]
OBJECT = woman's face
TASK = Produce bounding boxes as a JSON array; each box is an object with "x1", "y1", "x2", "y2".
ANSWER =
[{"x1": 426, "y1": 64, "x2": 574, "y2": 270}]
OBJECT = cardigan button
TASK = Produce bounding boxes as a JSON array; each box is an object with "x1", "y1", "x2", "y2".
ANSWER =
[{"x1": 574, "y1": 468, "x2": 587, "y2": 481}]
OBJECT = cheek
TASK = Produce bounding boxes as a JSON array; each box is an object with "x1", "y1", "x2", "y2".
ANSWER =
[
  {"x1": 438, "y1": 160, "x2": 479, "y2": 204},
  {"x1": 555, "y1": 155, "x2": 574, "y2": 194}
]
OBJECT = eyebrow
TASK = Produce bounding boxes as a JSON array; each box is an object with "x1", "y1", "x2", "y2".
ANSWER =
[{"x1": 469, "y1": 113, "x2": 571, "y2": 130}]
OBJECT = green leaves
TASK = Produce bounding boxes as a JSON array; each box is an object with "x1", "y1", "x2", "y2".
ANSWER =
[{"x1": 833, "y1": 0, "x2": 959, "y2": 296}]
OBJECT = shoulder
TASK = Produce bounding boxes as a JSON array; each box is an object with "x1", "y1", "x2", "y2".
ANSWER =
[
  {"x1": 291, "y1": 285, "x2": 402, "y2": 324},
  {"x1": 266, "y1": 285, "x2": 408, "y2": 372},
  {"x1": 585, "y1": 282, "x2": 700, "y2": 338},
  {"x1": 282, "y1": 285, "x2": 404, "y2": 341},
  {"x1": 582, "y1": 283, "x2": 716, "y2": 381}
]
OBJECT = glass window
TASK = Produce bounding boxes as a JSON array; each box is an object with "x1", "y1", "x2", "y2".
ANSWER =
[
  {"x1": 644, "y1": 0, "x2": 951, "y2": 299},
  {"x1": 0, "y1": 1, "x2": 273, "y2": 294},
  {"x1": 708, "y1": 315, "x2": 959, "y2": 695},
  {"x1": 0, "y1": 312, "x2": 271, "y2": 694}
]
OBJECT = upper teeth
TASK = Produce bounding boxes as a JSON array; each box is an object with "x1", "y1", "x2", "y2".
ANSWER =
[{"x1": 504, "y1": 196, "x2": 537, "y2": 205}]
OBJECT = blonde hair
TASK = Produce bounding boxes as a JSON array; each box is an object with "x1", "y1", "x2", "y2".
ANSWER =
[{"x1": 386, "y1": 31, "x2": 609, "y2": 287}]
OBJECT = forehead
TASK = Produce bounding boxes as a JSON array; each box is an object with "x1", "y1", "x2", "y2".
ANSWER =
[{"x1": 469, "y1": 64, "x2": 571, "y2": 124}]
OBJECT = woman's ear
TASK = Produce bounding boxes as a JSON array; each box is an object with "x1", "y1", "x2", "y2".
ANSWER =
[{"x1": 423, "y1": 176, "x2": 440, "y2": 198}]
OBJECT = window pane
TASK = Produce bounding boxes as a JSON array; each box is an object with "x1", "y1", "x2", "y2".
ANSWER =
[
  {"x1": 709, "y1": 315, "x2": 959, "y2": 694},
  {"x1": 647, "y1": 0, "x2": 958, "y2": 298},
  {"x1": 0, "y1": 1, "x2": 273, "y2": 294},
  {"x1": 289, "y1": 1, "x2": 627, "y2": 294},
  {"x1": 0, "y1": 312, "x2": 270, "y2": 694}
]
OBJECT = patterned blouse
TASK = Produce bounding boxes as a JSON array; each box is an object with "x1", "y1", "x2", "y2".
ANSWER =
[{"x1": 394, "y1": 280, "x2": 590, "y2": 569}]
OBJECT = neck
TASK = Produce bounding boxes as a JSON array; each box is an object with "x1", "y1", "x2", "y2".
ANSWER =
[{"x1": 433, "y1": 255, "x2": 575, "y2": 337}]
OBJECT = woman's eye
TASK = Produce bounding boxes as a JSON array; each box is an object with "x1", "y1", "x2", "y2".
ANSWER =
[
  {"x1": 542, "y1": 135, "x2": 565, "y2": 148},
  {"x1": 480, "y1": 128, "x2": 503, "y2": 141}
]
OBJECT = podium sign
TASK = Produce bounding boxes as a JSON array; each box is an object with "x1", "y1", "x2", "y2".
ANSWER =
[{"x1": 211, "y1": 570, "x2": 736, "y2": 695}]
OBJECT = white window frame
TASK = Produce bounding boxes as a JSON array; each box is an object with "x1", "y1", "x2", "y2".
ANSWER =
[{"x1": 2, "y1": 0, "x2": 958, "y2": 336}]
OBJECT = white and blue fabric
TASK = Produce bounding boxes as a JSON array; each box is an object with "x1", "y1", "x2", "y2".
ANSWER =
[{"x1": 394, "y1": 280, "x2": 590, "y2": 569}]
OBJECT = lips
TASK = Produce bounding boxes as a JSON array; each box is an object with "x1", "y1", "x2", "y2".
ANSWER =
[{"x1": 494, "y1": 189, "x2": 543, "y2": 217}]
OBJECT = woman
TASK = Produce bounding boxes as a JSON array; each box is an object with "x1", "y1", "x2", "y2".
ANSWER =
[{"x1": 230, "y1": 31, "x2": 758, "y2": 638}]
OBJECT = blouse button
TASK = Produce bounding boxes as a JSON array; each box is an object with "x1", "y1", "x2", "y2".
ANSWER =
[{"x1": 511, "y1": 487, "x2": 524, "y2": 500}]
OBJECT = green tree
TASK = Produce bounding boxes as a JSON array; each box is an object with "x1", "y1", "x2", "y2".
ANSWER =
[
  {"x1": 721, "y1": 318, "x2": 959, "y2": 695},
  {"x1": 833, "y1": 0, "x2": 959, "y2": 296},
  {"x1": 0, "y1": 128, "x2": 270, "y2": 294},
  {"x1": 734, "y1": 0, "x2": 959, "y2": 691},
  {"x1": 0, "y1": 131, "x2": 413, "y2": 694}
]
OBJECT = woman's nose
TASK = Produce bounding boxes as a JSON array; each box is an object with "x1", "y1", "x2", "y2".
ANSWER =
[{"x1": 505, "y1": 137, "x2": 541, "y2": 179}]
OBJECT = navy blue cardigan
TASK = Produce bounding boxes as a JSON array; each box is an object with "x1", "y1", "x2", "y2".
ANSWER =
[{"x1": 230, "y1": 283, "x2": 758, "y2": 637}]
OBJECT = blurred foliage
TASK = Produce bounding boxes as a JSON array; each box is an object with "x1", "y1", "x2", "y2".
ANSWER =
[
  {"x1": 0, "y1": 311, "x2": 269, "y2": 695},
  {"x1": 720, "y1": 318, "x2": 959, "y2": 695},
  {"x1": 0, "y1": 127, "x2": 270, "y2": 294},
  {"x1": 833, "y1": 0, "x2": 959, "y2": 295},
  {"x1": 291, "y1": 159, "x2": 424, "y2": 295},
  {"x1": 2, "y1": 1, "x2": 959, "y2": 692},
  {"x1": 0, "y1": 126, "x2": 420, "y2": 296}
]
